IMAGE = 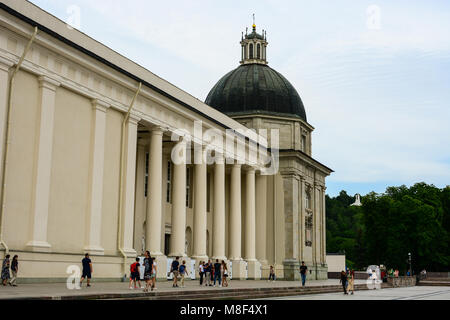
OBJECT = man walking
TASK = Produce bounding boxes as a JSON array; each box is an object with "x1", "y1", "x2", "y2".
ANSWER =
[
  {"x1": 80, "y1": 253, "x2": 93, "y2": 288},
  {"x1": 300, "y1": 261, "x2": 308, "y2": 287}
]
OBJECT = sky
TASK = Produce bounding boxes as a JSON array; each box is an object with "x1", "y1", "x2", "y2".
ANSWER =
[{"x1": 28, "y1": 0, "x2": 450, "y2": 197}]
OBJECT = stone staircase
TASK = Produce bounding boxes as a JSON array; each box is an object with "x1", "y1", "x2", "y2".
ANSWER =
[
  {"x1": 417, "y1": 278, "x2": 450, "y2": 287},
  {"x1": 108, "y1": 283, "x2": 391, "y2": 300}
]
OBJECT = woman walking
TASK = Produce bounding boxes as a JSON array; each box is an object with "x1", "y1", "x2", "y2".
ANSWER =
[
  {"x1": 347, "y1": 270, "x2": 355, "y2": 295},
  {"x1": 222, "y1": 261, "x2": 229, "y2": 287},
  {"x1": 1, "y1": 254, "x2": 10, "y2": 286}
]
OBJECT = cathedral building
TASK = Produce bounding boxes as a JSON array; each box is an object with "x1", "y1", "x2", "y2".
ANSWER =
[{"x1": 0, "y1": 0, "x2": 332, "y2": 282}]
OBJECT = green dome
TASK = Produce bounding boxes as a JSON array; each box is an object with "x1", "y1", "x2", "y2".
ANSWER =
[{"x1": 205, "y1": 64, "x2": 307, "y2": 121}]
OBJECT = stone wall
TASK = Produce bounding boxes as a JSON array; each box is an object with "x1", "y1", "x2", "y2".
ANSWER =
[{"x1": 387, "y1": 276, "x2": 416, "y2": 287}]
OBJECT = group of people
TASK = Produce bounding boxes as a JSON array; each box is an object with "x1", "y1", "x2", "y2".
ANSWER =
[
  {"x1": 170, "y1": 257, "x2": 191, "y2": 288},
  {"x1": 1, "y1": 254, "x2": 19, "y2": 287},
  {"x1": 339, "y1": 269, "x2": 355, "y2": 295},
  {"x1": 197, "y1": 259, "x2": 229, "y2": 287},
  {"x1": 129, "y1": 251, "x2": 157, "y2": 292}
]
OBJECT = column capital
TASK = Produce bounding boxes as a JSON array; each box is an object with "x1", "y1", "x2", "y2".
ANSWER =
[
  {"x1": 38, "y1": 75, "x2": 60, "y2": 91},
  {"x1": 244, "y1": 165, "x2": 257, "y2": 174},
  {"x1": 128, "y1": 113, "x2": 141, "y2": 125},
  {"x1": 149, "y1": 125, "x2": 167, "y2": 135},
  {"x1": 91, "y1": 99, "x2": 110, "y2": 112}
]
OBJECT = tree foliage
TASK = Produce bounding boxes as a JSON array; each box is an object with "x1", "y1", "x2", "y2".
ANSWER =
[{"x1": 326, "y1": 183, "x2": 450, "y2": 272}]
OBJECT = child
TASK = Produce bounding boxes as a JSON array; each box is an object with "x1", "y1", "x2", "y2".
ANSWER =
[
  {"x1": 179, "y1": 260, "x2": 189, "y2": 288},
  {"x1": 150, "y1": 258, "x2": 157, "y2": 291},
  {"x1": 129, "y1": 258, "x2": 142, "y2": 289}
]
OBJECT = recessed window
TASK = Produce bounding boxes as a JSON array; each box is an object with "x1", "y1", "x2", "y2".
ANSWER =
[
  {"x1": 301, "y1": 135, "x2": 307, "y2": 153},
  {"x1": 305, "y1": 190, "x2": 311, "y2": 210},
  {"x1": 257, "y1": 44, "x2": 261, "y2": 59},
  {"x1": 207, "y1": 173, "x2": 211, "y2": 212},
  {"x1": 249, "y1": 43, "x2": 254, "y2": 59},
  {"x1": 186, "y1": 167, "x2": 191, "y2": 208},
  {"x1": 145, "y1": 152, "x2": 149, "y2": 197},
  {"x1": 166, "y1": 161, "x2": 172, "y2": 203}
]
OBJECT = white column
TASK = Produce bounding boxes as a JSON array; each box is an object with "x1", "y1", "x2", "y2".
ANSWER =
[
  {"x1": 120, "y1": 114, "x2": 140, "y2": 256},
  {"x1": 255, "y1": 174, "x2": 268, "y2": 275},
  {"x1": 26, "y1": 76, "x2": 60, "y2": 252},
  {"x1": 212, "y1": 156, "x2": 226, "y2": 260},
  {"x1": 146, "y1": 127, "x2": 164, "y2": 256},
  {"x1": 84, "y1": 99, "x2": 109, "y2": 255},
  {"x1": 315, "y1": 185, "x2": 321, "y2": 265},
  {"x1": 192, "y1": 145, "x2": 208, "y2": 261},
  {"x1": 0, "y1": 57, "x2": 14, "y2": 200},
  {"x1": 169, "y1": 140, "x2": 186, "y2": 257},
  {"x1": 321, "y1": 186, "x2": 327, "y2": 265},
  {"x1": 229, "y1": 164, "x2": 246, "y2": 279},
  {"x1": 229, "y1": 165, "x2": 242, "y2": 260},
  {"x1": 245, "y1": 168, "x2": 260, "y2": 279}
]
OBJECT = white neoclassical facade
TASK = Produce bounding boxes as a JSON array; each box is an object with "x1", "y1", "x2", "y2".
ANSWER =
[{"x1": 0, "y1": 1, "x2": 332, "y2": 282}]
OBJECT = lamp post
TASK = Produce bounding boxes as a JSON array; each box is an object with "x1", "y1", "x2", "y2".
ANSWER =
[{"x1": 408, "y1": 252, "x2": 412, "y2": 276}]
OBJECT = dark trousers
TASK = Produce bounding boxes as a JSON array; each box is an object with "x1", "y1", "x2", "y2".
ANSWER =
[
  {"x1": 199, "y1": 272, "x2": 204, "y2": 285},
  {"x1": 269, "y1": 273, "x2": 275, "y2": 281},
  {"x1": 214, "y1": 273, "x2": 221, "y2": 286},
  {"x1": 342, "y1": 282, "x2": 347, "y2": 293}
]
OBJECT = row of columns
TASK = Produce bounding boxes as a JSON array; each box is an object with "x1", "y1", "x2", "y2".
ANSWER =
[
  {"x1": 0, "y1": 58, "x2": 268, "y2": 278},
  {"x1": 144, "y1": 129, "x2": 266, "y2": 278}
]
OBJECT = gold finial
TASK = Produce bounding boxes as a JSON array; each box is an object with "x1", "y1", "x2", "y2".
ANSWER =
[{"x1": 252, "y1": 13, "x2": 256, "y2": 29}]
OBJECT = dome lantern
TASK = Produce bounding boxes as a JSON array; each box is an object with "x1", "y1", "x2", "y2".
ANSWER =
[{"x1": 240, "y1": 17, "x2": 268, "y2": 65}]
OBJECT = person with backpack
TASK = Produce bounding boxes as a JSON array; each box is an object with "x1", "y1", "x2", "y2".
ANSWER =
[
  {"x1": 179, "y1": 260, "x2": 189, "y2": 288},
  {"x1": 171, "y1": 257, "x2": 180, "y2": 288},
  {"x1": 129, "y1": 257, "x2": 142, "y2": 289}
]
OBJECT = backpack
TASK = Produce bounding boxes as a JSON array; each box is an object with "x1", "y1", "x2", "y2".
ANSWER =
[{"x1": 130, "y1": 263, "x2": 137, "y2": 273}]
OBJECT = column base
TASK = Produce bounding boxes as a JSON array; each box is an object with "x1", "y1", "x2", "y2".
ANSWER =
[
  {"x1": 247, "y1": 259, "x2": 261, "y2": 280},
  {"x1": 283, "y1": 259, "x2": 300, "y2": 281},
  {"x1": 259, "y1": 260, "x2": 270, "y2": 279},
  {"x1": 314, "y1": 264, "x2": 328, "y2": 280},
  {"x1": 153, "y1": 255, "x2": 168, "y2": 280},
  {"x1": 211, "y1": 255, "x2": 227, "y2": 262},
  {"x1": 83, "y1": 245, "x2": 105, "y2": 256},
  {"x1": 230, "y1": 259, "x2": 247, "y2": 280},
  {"x1": 26, "y1": 240, "x2": 51, "y2": 253}
]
